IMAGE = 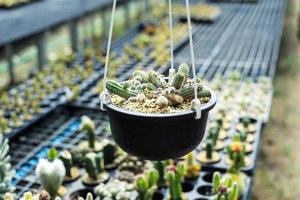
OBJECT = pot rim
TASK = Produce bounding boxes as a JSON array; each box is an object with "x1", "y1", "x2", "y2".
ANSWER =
[{"x1": 103, "y1": 85, "x2": 217, "y2": 118}]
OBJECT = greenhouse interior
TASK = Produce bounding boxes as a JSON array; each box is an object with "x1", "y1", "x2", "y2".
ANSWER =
[{"x1": 0, "y1": 0, "x2": 299, "y2": 199}]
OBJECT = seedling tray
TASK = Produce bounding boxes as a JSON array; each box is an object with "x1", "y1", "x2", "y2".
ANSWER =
[
  {"x1": 9, "y1": 105, "x2": 253, "y2": 199},
  {"x1": 196, "y1": 117, "x2": 262, "y2": 175},
  {"x1": 155, "y1": 171, "x2": 252, "y2": 200}
]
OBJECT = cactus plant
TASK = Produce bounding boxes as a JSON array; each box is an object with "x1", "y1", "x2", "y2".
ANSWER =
[
  {"x1": 106, "y1": 64, "x2": 212, "y2": 113},
  {"x1": 135, "y1": 169, "x2": 159, "y2": 200},
  {"x1": 77, "y1": 116, "x2": 102, "y2": 153},
  {"x1": 0, "y1": 135, "x2": 15, "y2": 199},
  {"x1": 60, "y1": 150, "x2": 80, "y2": 182},
  {"x1": 5, "y1": 191, "x2": 95, "y2": 200},
  {"x1": 82, "y1": 152, "x2": 109, "y2": 186},
  {"x1": 154, "y1": 161, "x2": 168, "y2": 187},
  {"x1": 106, "y1": 80, "x2": 138, "y2": 99},
  {"x1": 35, "y1": 148, "x2": 66, "y2": 197},
  {"x1": 226, "y1": 142, "x2": 246, "y2": 174},
  {"x1": 212, "y1": 172, "x2": 239, "y2": 200},
  {"x1": 95, "y1": 179, "x2": 135, "y2": 200},
  {"x1": 164, "y1": 164, "x2": 185, "y2": 200},
  {"x1": 183, "y1": 152, "x2": 201, "y2": 179},
  {"x1": 0, "y1": 117, "x2": 11, "y2": 135},
  {"x1": 197, "y1": 139, "x2": 221, "y2": 164}
]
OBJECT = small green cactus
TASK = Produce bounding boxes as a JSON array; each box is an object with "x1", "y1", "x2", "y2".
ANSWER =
[
  {"x1": 133, "y1": 70, "x2": 149, "y2": 83},
  {"x1": 226, "y1": 142, "x2": 246, "y2": 174},
  {"x1": 178, "y1": 63, "x2": 190, "y2": 78},
  {"x1": 147, "y1": 70, "x2": 167, "y2": 88},
  {"x1": 102, "y1": 139, "x2": 117, "y2": 164},
  {"x1": 154, "y1": 161, "x2": 167, "y2": 187},
  {"x1": 178, "y1": 85, "x2": 210, "y2": 100},
  {"x1": 80, "y1": 116, "x2": 96, "y2": 149},
  {"x1": 106, "y1": 80, "x2": 138, "y2": 99},
  {"x1": 60, "y1": 150, "x2": 73, "y2": 177},
  {"x1": 184, "y1": 152, "x2": 201, "y2": 179},
  {"x1": 135, "y1": 169, "x2": 159, "y2": 200},
  {"x1": 212, "y1": 172, "x2": 239, "y2": 200},
  {"x1": 84, "y1": 152, "x2": 104, "y2": 179},
  {"x1": 205, "y1": 139, "x2": 213, "y2": 159},
  {"x1": 172, "y1": 73, "x2": 186, "y2": 90},
  {"x1": 0, "y1": 135, "x2": 15, "y2": 199},
  {"x1": 208, "y1": 128, "x2": 219, "y2": 146},
  {"x1": 164, "y1": 164, "x2": 185, "y2": 200}
]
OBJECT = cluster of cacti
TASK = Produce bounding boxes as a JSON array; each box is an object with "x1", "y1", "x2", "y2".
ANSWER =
[
  {"x1": 0, "y1": 135, "x2": 15, "y2": 199},
  {"x1": 183, "y1": 152, "x2": 201, "y2": 179},
  {"x1": 106, "y1": 64, "x2": 211, "y2": 113},
  {"x1": 35, "y1": 148, "x2": 66, "y2": 197},
  {"x1": 135, "y1": 169, "x2": 159, "y2": 200},
  {"x1": 226, "y1": 142, "x2": 246, "y2": 174},
  {"x1": 94, "y1": 179, "x2": 135, "y2": 200},
  {"x1": 117, "y1": 155, "x2": 146, "y2": 175},
  {"x1": 164, "y1": 164, "x2": 185, "y2": 200},
  {"x1": 212, "y1": 172, "x2": 239, "y2": 200}
]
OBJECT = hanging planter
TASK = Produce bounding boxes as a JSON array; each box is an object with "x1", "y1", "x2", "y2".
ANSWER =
[{"x1": 100, "y1": 0, "x2": 216, "y2": 160}]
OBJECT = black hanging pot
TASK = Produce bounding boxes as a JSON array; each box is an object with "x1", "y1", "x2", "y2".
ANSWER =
[{"x1": 103, "y1": 87, "x2": 217, "y2": 161}]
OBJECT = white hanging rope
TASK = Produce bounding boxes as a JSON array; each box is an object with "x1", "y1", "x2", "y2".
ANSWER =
[
  {"x1": 100, "y1": 0, "x2": 117, "y2": 110},
  {"x1": 185, "y1": 0, "x2": 201, "y2": 119},
  {"x1": 168, "y1": 0, "x2": 175, "y2": 83}
]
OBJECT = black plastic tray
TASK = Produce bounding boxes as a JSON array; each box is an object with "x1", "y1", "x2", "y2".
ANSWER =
[{"x1": 196, "y1": 117, "x2": 262, "y2": 175}]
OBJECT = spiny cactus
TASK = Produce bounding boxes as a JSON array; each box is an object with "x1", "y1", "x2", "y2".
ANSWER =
[
  {"x1": 35, "y1": 148, "x2": 66, "y2": 197},
  {"x1": 178, "y1": 85, "x2": 210, "y2": 100},
  {"x1": 226, "y1": 142, "x2": 246, "y2": 174},
  {"x1": 147, "y1": 70, "x2": 167, "y2": 88},
  {"x1": 135, "y1": 169, "x2": 159, "y2": 200},
  {"x1": 133, "y1": 70, "x2": 149, "y2": 83},
  {"x1": 0, "y1": 135, "x2": 15, "y2": 199},
  {"x1": 80, "y1": 116, "x2": 96, "y2": 149},
  {"x1": 106, "y1": 64, "x2": 212, "y2": 112},
  {"x1": 164, "y1": 164, "x2": 185, "y2": 200},
  {"x1": 106, "y1": 80, "x2": 138, "y2": 99},
  {"x1": 212, "y1": 172, "x2": 239, "y2": 200}
]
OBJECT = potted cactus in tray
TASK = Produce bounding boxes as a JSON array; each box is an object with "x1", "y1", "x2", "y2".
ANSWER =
[
  {"x1": 164, "y1": 163, "x2": 185, "y2": 200},
  {"x1": 81, "y1": 152, "x2": 109, "y2": 186},
  {"x1": 224, "y1": 142, "x2": 249, "y2": 195},
  {"x1": 94, "y1": 179, "x2": 135, "y2": 200},
  {"x1": 182, "y1": 152, "x2": 201, "y2": 179},
  {"x1": 36, "y1": 148, "x2": 67, "y2": 198},
  {"x1": 197, "y1": 139, "x2": 221, "y2": 164},
  {"x1": 135, "y1": 169, "x2": 159, "y2": 200},
  {"x1": 59, "y1": 150, "x2": 80, "y2": 182},
  {"x1": 212, "y1": 172, "x2": 239, "y2": 200},
  {"x1": 76, "y1": 116, "x2": 102, "y2": 153}
]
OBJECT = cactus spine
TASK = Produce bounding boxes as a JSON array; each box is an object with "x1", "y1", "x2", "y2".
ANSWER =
[
  {"x1": 135, "y1": 169, "x2": 159, "y2": 200},
  {"x1": 164, "y1": 164, "x2": 185, "y2": 200},
  {"x1": 106, "y1": 80, "x2": 138, "y2": 99}
]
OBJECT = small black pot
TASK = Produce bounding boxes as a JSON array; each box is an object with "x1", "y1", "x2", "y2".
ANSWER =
[{"x1": 103, "y1": 87, "x2": 217, "y2": 161}]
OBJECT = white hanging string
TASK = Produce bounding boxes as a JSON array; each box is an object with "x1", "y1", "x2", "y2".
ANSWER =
[
  {"x1": 100, "y1": 0, "x2": 117, "y2": 110},
  {"x1": 168, "y1": 0, "x2": 175, "y2": 83},
  {"x1": 185, "y1": 0, "x2": 201, "y2": 119}
]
